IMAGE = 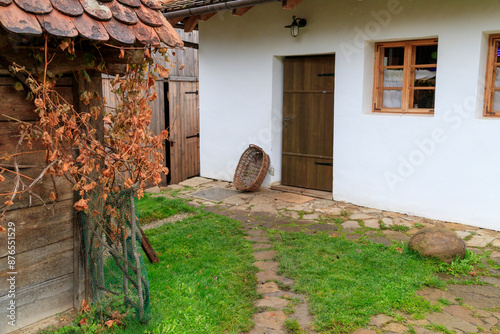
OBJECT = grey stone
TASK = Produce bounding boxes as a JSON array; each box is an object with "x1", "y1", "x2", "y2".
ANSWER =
[
  {"x1": 446, "y1": 284, "x2": 500, "y2": 309},
  {"x1": 305, "y1": 224, "x2": 338, "y2": 232},
  {"x1": 369, "y1": 314, "x2": 394, "y2": 326},
  {"x1": 381, "y1": 217, "x2": 394, "y2": 226},
  {"x1": 316, "y1": 207, "x2": 343, "y2": 216},
  {"x1": 408, "y1": 227, "x2": 466, "y2": 263},
  {"x1": 302, "y1": 213, "x2": 320, "y2": 220},
  {"x1": 368, "y1": 236, "x2": 392, "y2": 247},
  {"x1": 426, "y1": 312, "x2": 477, "y2": 333},
  {"x1": 253, "y1": 243, "x2": 273, "y2": 250},
  {"x1": 253, "y1": 261, "x2": 279, "y2": 271},
  {"x1": 467, "y1": 235, "x2": 495, "y2": 248},
  {"x1": 191, "y1": 187, "x2": 241, "y2": 202},
  {"x1": 353, "y1": 330, "x2": 377, "y2": 334},
  {"x1": 383, "y1": 230, "x2": 410, "y2": 243},
  {"x1": 276, "y1": 226, "x2": 303, "y2": 232},
  {"x1": 480, "y1": 276, "x2": 500, "y2": 286},
  {"x1": 363, "y1": 219, "x2": 381, "y2": 229},
  {"x1": 257, "y1": 271, "x2": 279, "y2": 283},
  {"x1": 178, "y1": 177, "x2": 214, "y2": 187},
  {"x1": 255, "y1": 297, "x2": 289, "y2": 308},
  {"x1": 383, "y1": 323, "x2": 407, "y2": 333},
  {"x1": 254, "y1": 250, "x2": 276, "y2": 261},
  {"x1": 145, "y1": 186, "x2": 161, "y2": 194},
  {"x1": 342, "y1": 220, "x2": 361, "y2": 229},
  {"x1": 492, "y1": 239, "x2": 500, "y2": 248},
  {"x1": 252, "y1": 311, "x2": 286, "y2": 330},
  {"x1": 247, "y1": 236, "x2": 270, "y2": 243},
  {"x1": 247, "y1": 229, "x2": 268, "y2": 236},
  {"x1": 257, "y1": 282, "x2": 280, "y2": 294},
  {"x1": 350, "y1": 213, "x2": 376, "y2": 220},
  {"x1": 491, "y1": 251, "x2": 500, "y2": 266}
]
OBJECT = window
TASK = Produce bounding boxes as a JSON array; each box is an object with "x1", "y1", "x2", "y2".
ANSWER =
[
  {"x1": 373, "y1": 39, "x2": 438, "y2": 114},
  {"x1": 484, "y1": 34, "x2": 500, "y2": 117}
]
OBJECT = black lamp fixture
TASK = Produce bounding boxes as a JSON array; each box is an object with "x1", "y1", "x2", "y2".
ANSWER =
[{"x1": 285, "y1": 16, "x2": 307, "y2": 37}]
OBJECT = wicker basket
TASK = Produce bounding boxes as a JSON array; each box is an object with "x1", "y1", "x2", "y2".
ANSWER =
[{"x1": 233, "y1": 144, "x2": 270, "y2": 192}]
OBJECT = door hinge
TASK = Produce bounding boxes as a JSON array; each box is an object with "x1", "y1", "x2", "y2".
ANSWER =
[
  {"x1": 314, "y1": 162, "x2": 333, "y2": 167},
  {"x1": 318, "y1": 73, "x2": 335, "y2": 77},
  {"x1": 186, "y1": 133, "x2": 200, "y2": 139},
  {"x1": 185, "y1": 90, "x2": 198, "y2": 95}
]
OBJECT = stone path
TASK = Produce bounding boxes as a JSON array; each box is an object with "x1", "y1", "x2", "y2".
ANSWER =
[{"x1": 155, "y1": 177, "x2": 500, "y2": 333}]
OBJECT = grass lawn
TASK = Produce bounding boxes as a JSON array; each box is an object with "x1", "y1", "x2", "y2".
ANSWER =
[
  {"x1": 119, "y1": 195, "x2": 259, "y2": 334},
  {"x1": 41, "y1": 194, "x2": 258, "y2": 334},
  {"x1": 272, "y1": 231, "x2": 444, "y2": 333}
]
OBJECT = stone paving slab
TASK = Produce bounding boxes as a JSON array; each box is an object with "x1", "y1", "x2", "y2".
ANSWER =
[{"x1": 165, "y1": 177, "x2": 500, "y2": 334}]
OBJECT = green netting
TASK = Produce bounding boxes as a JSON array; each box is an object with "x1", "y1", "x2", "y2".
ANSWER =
[{"x1": 81, "y1": 188, "x2": 151, "y2": 322}]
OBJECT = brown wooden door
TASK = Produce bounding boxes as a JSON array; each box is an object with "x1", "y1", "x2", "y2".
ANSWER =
[
  {"x1": 168, "y1": 80, "x2": 200, "y2": 184},
  {"x1": 282, "y1": 55, "x2": 335, "y2": 192}
]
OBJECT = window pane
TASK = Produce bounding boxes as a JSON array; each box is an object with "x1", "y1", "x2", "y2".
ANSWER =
[
  {"x1": 383, "y1": 47, "x2": 404, "y2": 66},
  {"x1": 415, "y1": 45, "x2": 438, "y2": 65},
  {"x1": 412, "y1": 90, "x2": 435, "y2": 109},
  {"x1": 383, "y1": 90, "x2": 402, "y2": 108},
  {"x1": 383, "y1": 69, "x2": 403, "y2": 87},
  {"x1": 496, "y1": 41, "x2": 500, "y2": 63},
  {"x1": 493, "y1": 91, "x2": 500, "y2": 111},
  {"x1": 495, "y1": 67, "x2": 500, "y2": 88},
  {"x1": 414, "y1": 68, "x2": 437, "y2": 87}
]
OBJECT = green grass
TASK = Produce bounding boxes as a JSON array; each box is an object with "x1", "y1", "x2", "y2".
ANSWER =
[
  {"x1": 118, "y1": 210, "x2": 259, "y2": 334},
  {"x1": 136, "y1": 194, "x2": 195, "y2": 225},
  {"x1": 273, "y1": 232, "x2": 442, "y2": 333},
  {"x1": 41, "y1": 197, "x2": 258, "y2": 334},
  {"x1": 437, "y1": 250, "x2": 485, "y2": 277}
]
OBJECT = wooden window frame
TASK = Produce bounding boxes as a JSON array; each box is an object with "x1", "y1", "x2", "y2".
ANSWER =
[
  {"x1": 483, "y1": 34, "x2": 500, "y2": 117},
  {"x1": 373, "y1": 38, "x2": 438, "y2": 114}
]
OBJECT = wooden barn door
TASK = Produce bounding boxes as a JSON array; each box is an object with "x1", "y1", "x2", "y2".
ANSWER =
[
  {"x1": 282, "y1": 55, "x2": 335, "y2": 192},
  {"x1": 168, "y1": 80, "x2": 200, "y2": 184}
]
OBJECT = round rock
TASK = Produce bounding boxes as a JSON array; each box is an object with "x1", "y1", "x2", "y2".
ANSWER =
[{"x1": 408, "y1": 227, "x2": 466, "y2": 263}]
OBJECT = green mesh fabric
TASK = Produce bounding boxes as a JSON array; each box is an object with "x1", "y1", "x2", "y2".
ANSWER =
[{"x1": 81, "y1": 188, "x2": 150, "y2": 322}]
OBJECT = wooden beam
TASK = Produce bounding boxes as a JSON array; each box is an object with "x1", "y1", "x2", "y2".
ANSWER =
[
  {"x1": 168, "y1": 17, "x2": 185, "y2": 25},
  {"x1": 232, "y1": 6, "x2": 253, "y2": 16},
  {"x1": 199, "y1": 13, "x2": 216, "y2": 22},
  {"x1": 140, "y1": 228, "x2": 160, "y2": 263},
  {"x1": 184, "y1": 16, "x2": 199, "y2": 33},
  {"x1": 282, "y1": 0, "x2": 303, "y2": 10}
]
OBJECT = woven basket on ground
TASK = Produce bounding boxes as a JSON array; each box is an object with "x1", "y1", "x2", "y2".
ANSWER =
[{"x1": 233, "y1": 144, "x2": 270, "y2": 192}]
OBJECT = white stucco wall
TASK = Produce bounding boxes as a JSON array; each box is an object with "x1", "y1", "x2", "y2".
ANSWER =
[{"x1": 198, "y1": 0, "x2": 500, "y2": 231}]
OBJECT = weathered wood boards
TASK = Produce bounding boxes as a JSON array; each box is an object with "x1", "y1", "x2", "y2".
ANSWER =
[
  {"x1": 282, "y1": 55, "x2": 335, "y2": 192},
  {"x1": 0, "y1": 76, "x2": 75, "y2": 333}
]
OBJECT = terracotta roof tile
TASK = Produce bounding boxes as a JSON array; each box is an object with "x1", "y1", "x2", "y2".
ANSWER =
[
  {"x1": 135, "y1": 4, "x2": 163, "y2": 27},
  {"x1": 0, "y1": 3, "x2": 42, "y2": 35},
  {"x1": 51, "y1": 0, "x2": 84, "y2": 17},
  {"x1": 117, "y1": 0, "x2": 141, "y2": 8},
  {"x1": 37, "y1": 9, "x2": 78, "y2": 37},
  {"x1": 15, "y1": 0, "x2": 52, "y2": 14},
  {"x1": 72, "y1": 11, "x2": 109, "y2": 40},
  {"x1": 79, "y1": 0, "x2": 112, "y2": 21},
  {"x1": 141, "y1": 0, "x2": 162, "y2": 10},
  {"x1": 0, "y1": 0, "x2": 183, "y2": 47},
  {"x1": 103, "y1": 17, "x2": 136, "y2": 44},
  {"x1": 105, "y1": 1, "x2": 138, "y2": 24},
  {"x1": 131, "y1": 19, "x2": 160, "y2": 45}
]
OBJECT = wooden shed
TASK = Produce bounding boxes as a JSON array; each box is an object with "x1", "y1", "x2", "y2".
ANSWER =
[
  {"x1": 103, "y1": 27, "x2": 200, "y2": 186},
  {"x1": 0, "y1": 1, "x2": 181, "y2": 332}
]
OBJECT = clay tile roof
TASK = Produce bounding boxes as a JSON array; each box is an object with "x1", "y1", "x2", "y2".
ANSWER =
[
  {"x1": 163, "y1": 0, "x2": 232, "y2": 12},
  {"x1": 0, "y1": 0, "x2": 183, "y2": 47}
]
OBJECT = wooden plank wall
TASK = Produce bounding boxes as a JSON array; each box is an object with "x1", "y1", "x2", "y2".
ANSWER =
[
  {"x1": 0, "y1": 77, "x2": 75, "y2": 333},
  {"x1": 102, "y1": 28, "x2": 200, "y2": 185},
  {"x1": 165, "y1": 29, "x2": 200, "y2": 184}
]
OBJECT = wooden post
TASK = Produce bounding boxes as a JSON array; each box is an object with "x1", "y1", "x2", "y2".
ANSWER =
[
  {"x1": 130, "y1": 191, "x2": 144, "y2": 319},
  {"x1": 74, "y1": 71, "x2": 105, "y2": 304},
  {"x1": 140, "y1": 228, "x2": 160, "y2": 263}
]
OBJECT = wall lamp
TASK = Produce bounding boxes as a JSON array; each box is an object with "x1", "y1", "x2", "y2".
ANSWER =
[{"x1": 285, "y1": 16, "x2": 307, "y2": 37}]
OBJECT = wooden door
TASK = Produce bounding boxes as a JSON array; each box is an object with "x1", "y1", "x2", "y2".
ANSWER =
[
  {"x1": 168, "y1": 80, "x2": 200, "y2": 184},
  {"x1": 282, "y1": 55, "x2": 335, "y2": 192}
]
